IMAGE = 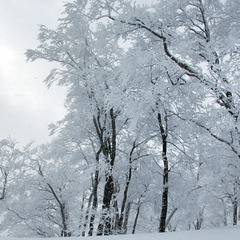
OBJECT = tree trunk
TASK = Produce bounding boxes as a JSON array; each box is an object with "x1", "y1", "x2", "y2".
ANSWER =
[
  {"x1": 78, "y1": 194, "x2": 85, "y2": 235},
  {"x1": 159, "y1": 151, "x2": 168, "y2": 232},
  {"x1": 158, "y1": 112, "x2": 169, "y2": 233},
  {"x1": 194, "y1": 215, "x2": 203, "y2": 230},
  {"x1": 165, "y1": 207, "x2": 178, "y2": 230},
  {"x1": 118, "y1": 141, "x2": 135, "y2": 233},
  {"x1": 88, "y1": 163, "x2": 100, "y2": 236},
  {"x1": 233, "y1": 199, "x2": 238, "y2": 225},
  {"x1": 82, "y1": 193, "x2": 93, "y2": 236},
  {"x1": 60, "y1": 202, "x2": 71, "y2": 237},
  {"x1": 0, "y1": 169, "x2": 8, "y2": 201},
  {"x1": 132, "y1": 201, "x2": 142, "y2": 234},
  {"x1": 232, "y1": 186, "x2": 238, "y2": 226},
  {"x1": 112, "y1": 192, "x2": 120, "y2": 233},
  {"x1": 97, "y1": 108, "x2": 117, "y2": 235},
  {"x1": 224, "y1": 208, "x2": 227, "y2": 226},
  {"x1": 118, "y1": 175, "x2": 131, "y2": 233},
  {"x1": 97, "y1": 174, "x2": 114, "y2": 235},
  {"x1": 123, "y1": 202, "x2": 131, "y2": 234}
]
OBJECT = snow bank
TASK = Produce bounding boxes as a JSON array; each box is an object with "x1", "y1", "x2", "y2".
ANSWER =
[{"x1": 0, "y1": 226, "x2": 239, "y2": 240}]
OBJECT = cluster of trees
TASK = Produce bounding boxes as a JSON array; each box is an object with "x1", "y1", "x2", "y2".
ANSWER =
[{"x1": 1, "y1": 0, "x2": 240, "y2": 237}]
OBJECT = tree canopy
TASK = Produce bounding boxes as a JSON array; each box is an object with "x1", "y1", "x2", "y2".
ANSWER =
[{"x1": 1, "y1": 0, "x2": 240, "y2": 237}]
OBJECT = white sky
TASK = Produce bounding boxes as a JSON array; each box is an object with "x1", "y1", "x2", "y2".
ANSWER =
[
  {"x1": 0, "y1": 0, "x2": 67, "y2": 145},
  {"x1": 0, "y1": 0, "x2": 158, "y2": 146}
]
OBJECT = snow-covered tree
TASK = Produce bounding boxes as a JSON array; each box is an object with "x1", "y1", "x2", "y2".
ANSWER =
[{"x1": 1, "y1": 0, "x2": 237, "y2": 237}]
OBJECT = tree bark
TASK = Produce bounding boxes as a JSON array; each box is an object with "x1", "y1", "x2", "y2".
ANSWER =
[
  {"x1": 88, "y1": 148, "x2": 101, "y2": 236},
  {"x1": 165, "y1": 207, "x2": 178, "y2": 230},
  {"x1": 0, "y1": 169, "x2": 8, "y2": 201},
  {"x1": 82, "y1": 193, "x2": 93, "y2": 236},
  {"x1": 97, "y1": 108, "x2": 117, "y2": 235},
  {"x1": 97, "y1": 174, "x2": 114, "y2": 235},
  {"x1": 233, "y1": 199, "x2": 238, "y2": 225},
  {"x1": 117, "y1": 141, "x2": 135, "y2": 233},
  {"x1": 123, "y1": 202, "x2": 131, "y2": 234},
  {"x1": 132, "y1": 200, "x2": 142, "y2": 234},
  {"x1": 158, "y1": 112, "x2": 169, "y2": 233}
]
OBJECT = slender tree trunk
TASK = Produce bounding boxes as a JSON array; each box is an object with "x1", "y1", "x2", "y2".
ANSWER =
[
  {"x1": 165, "y1": 207, "x2": 178, "y2": 230},
  {"x1": 78, "y1": 194, "x2": 85, "y2": 235},
  {"x1": 60, "y1": 202, "x2": 71, "y2": 237},
  {"x1": 158, "y1": 112, "x2": 169, "y2": 233},
  {"x1": 118, "y1": 173, "x2": 131, "y2": 233},
  {"x1": 123, "y1": 202, "x2": 131, "y2": 234},
  {"x1": 224, "y1": 208, "x2": 228, "y2": 226},
  {"x1": 118, "y1": 141, "x2": 135, "y2": 233},
  {"x1": 88, "y1": 154, "x2": 100, "y2": 236},
  {"x1": 82, "y1": 193, "x2": 93, "y2": 236},
  {"x1": 233, "y1": 199, "x2": 238, "y2": 225},
  {"x1": 132, "y1": 201, "x2": 142, "y2": 234},
  {"x1": 132, "y1": 186, "x2": 148, "y2": 235},
  {"x1": 159, "y1": 146, "x2": 168, "y2": 232},
  {"x1": 232, "y1": 186, "x2": 238, "y2": 226},
  {"x1": 112, "y1": 192, "x2": 120, "y2": 233},
  {"x1": 0, "y1": 170, "x2": 8, "y2": 201}
]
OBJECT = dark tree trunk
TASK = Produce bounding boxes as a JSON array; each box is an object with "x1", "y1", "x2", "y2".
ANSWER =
[
  {"x1": 233, "y1": 199, "x2": 238, "y2": 225},
  {"x1": 82, "y1": 193, "x2": 93, "y2": 236},
  {"x1": 118, "y1": 141, "x2": 135, "y2": 233},
  {"x1": 78, "y1": 194, "x2": 85, "y2": 235},
  {"x1": 88, "y1": 209, "x2": 96, "y2": 236},
  {"x1": 118, "y1": 174, "x2": 131, "y2": 233},
  {"x1": 88, "y1": 149, "x2": 101, "y2": 236},
  {"x1": 165, "y1": 207, "x2": 178, "y2": 230},
  {"x1": 132, "y1": 201, "x2": 142, "y2": 234},
  {"x1": 159, "y1": 149, "x2": 168, "y2": 232},
  {"x1": 60, "y1": 202, "x2": 71, "y2": 237},
  {"x1": 158, "y1": 112, "x2": 169, "y2": 233},
  {"x1": 97, "y1": 174, "x2": 114, "y2": 235},
  {"x1": 0, "y1": 170, "x2": 8, "y2": 201},
  {"x1": 232, "y1": 186, "x2": 238, "y2": 226},
  {"x1": 88, "y1": 170, "x2": 99, "y2": 235},
  {"x1": 131, "y1": 186, "x2": 148, "y2": 234},
  {"x1": 97, "y1": 108, "x2": 117, "y2": 235}
]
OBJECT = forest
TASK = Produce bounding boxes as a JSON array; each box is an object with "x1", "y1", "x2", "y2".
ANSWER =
[{"x1": 0, "y1": 0, "x2": 240, "y2": 237}]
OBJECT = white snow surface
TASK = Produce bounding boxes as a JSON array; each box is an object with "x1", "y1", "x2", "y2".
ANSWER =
[{"x1": 0, "y1": 227, "x2": 239, "y2": 240}]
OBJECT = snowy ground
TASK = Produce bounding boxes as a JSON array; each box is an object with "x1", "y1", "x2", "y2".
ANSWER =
[{"x1": 0, "y1": 227, "x2": 239, "y2": 240}]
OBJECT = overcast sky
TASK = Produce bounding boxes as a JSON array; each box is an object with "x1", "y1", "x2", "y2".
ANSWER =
[
  {"x1": 0, "y1": 0, "x2": 158, "y2": 147},
  {"x1": 0, "y1": 0, "x2": 67, "y2": 146}
]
